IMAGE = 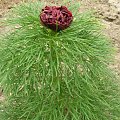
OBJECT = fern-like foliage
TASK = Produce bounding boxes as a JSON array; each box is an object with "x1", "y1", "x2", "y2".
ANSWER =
[{"x1": 0, "y1": 0, "x2": 120, "y2": 120}]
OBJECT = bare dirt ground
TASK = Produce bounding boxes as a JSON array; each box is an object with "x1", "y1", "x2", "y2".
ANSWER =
[{"x1": 0, "y1": 0, "x2": 120, "y2": 100}]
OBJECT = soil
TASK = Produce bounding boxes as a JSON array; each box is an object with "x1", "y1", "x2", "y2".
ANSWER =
[{"x1": 0, "y1": 0, "x2": 120, "y2": 99}]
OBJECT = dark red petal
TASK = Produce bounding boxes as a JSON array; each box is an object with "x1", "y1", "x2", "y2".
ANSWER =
[{"x1": 40, "y1": 6, "x2": 73, "y2": 31}]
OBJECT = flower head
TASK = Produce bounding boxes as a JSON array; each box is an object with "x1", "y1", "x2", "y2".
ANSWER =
[{"x1": 40, "y1": 6, "x2": 73, "y2": 31}]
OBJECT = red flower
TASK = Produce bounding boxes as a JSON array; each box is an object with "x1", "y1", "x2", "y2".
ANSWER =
[{"x1": 40, "y1": 6, "x2": 73, "y2": 31}]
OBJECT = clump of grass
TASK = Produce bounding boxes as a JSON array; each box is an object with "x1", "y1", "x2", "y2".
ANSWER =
[{"x1": 0, "y1": 0, "x2": 120, "y2": 120}]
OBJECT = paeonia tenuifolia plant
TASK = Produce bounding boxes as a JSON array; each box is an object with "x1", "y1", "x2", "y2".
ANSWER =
[{"x1": 0, "y1": 1, "x2": 120, "y2": 120}]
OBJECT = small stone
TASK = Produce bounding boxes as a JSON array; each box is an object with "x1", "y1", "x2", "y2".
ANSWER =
[
  {"x1": 15, "y1": 25, "x2": 22, "y2": 29},
  {"x1": 115, "y1": 20, "x2": 120, "y2": 25},
  {"x1": 0, "y1": 14, "x2": 2, "y2": 18},
  {"x1": 8, "y1": 5, "x2": 13, "y2": 9},
  {"x1": 104, "y1": 12, "x2": 119, "y2": 22}
]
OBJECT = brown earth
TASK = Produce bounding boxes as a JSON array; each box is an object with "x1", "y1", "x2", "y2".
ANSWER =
[{"x1": 0, "y1": 0, "x2": 120, "y2": 99}]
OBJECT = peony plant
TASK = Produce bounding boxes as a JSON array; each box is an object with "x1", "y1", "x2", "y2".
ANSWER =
[{"x1": 0, "y1": 0, "x2": 120, "y2": 120}]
